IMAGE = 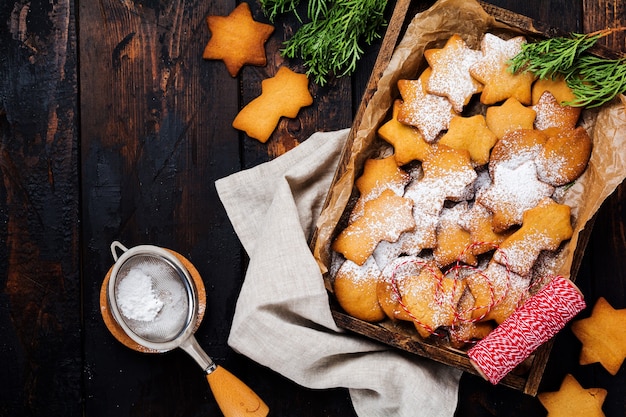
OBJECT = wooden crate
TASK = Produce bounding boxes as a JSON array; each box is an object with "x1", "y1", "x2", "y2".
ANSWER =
[{"x1": 311, "y1": 0, "x2": 618, "y2": 396}]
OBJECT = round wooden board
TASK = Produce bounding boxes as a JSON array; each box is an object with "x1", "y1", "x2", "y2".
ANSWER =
[{"x1": 99, "y1": 248, "x2": 207, "y2": 353}]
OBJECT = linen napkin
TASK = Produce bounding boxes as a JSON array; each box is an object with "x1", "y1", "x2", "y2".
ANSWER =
[{"x1": 215, "y1": 129, "x2": 461, "y2": 417}]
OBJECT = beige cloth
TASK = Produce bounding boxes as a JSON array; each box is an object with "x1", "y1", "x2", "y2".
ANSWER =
[{"x1": 215, "y1": 129, "x2": 461, "y2": 417}]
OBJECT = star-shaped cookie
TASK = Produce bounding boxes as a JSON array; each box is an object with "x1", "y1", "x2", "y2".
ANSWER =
[
  {"x1": 532, "y1": 75, "x2": 577, "y2": 105},
  {"x1": 571, "y1": 297, "x2": 626, "y2": 375},
  {"x1": 493, "y1": 197, "x2": 573, "y2": 276},
  {"x1": 397, "y1": 68, "x2": 457, "y2": 142},
  {"x1": 478, "y1": 159, "x2": 554, "y2": 233},
  {"x1": 485, "y1": 97, "x2": 537, "y2": 140},
  {"x1": 465, "y1": 260, "x2": 531, "y2": 324},
  {"x1": 458, "y1": 202, "x2": 513, "y2": 256},
  {"x1": 232, "y1": 67, "x2": 312, "y2": 142},
  {"x1": 401, "y1": 261, "x2": 466, "y2": 338},
  {"x1": 433, "y1": 202, "x2": 477, "y2": 268},
  {"x1": 533, "y1": 91, "x2": 582, "y2": 131},
  {"x1": 470, "y1": 33, "x2": 535, "y2": 105},
  {"x1": 424, "y1": 34, "x2": 483, "y2": 112},
  {"x1": 438, "y1": 114, "x2": 498, "y2": 166},
  {"x1": 350, "y1": 156, "x2": 411, "y2": 222},
  {"x1": 203, "y1": 3, "x2": 275, "y2": 77},
  {"x1": 538, "y1": 374, "x2": 607, "y2": 417},
  {"x1": 332, "y1": 189, "x2": 415, "y2": 266},
  {"x1": 378, "y1": 99, "x2": 432, "y2": 165}
]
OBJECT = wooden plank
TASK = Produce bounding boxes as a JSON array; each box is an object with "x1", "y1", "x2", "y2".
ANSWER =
[
  {"x1": 239, "y1": 1, "x2": 366, "y2": 165},
  {"x1": 0, "y1": 1, "x2": 82, "y2": 415},
  {"x1": 78, "y1": 1, "x2": 243, "y2": 415}
]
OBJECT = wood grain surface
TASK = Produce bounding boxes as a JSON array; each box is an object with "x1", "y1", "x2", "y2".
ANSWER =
[{"x1": 1, "y1": 0, "x2": 624, "y2": 416}]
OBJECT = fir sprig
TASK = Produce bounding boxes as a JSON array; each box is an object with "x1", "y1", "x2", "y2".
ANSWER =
[
  {"x1": 261, "y1": 0, "x2": 388, "y2": 86},
  {"x1": 260, "y1": 0, "x2": 301, "y2": 22},
  {"x1": 509, "y1": 29, "x2": 626, "y2": 108}
]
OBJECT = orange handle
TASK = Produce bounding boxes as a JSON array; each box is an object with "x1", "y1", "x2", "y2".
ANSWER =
[{"x1": 206, "y1": 365, "x2": 269, "y2": 417}]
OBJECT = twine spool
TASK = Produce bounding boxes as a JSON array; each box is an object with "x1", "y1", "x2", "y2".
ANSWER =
[{"x1": 467, "y1": 275, "x2": 586, "y2": 385}]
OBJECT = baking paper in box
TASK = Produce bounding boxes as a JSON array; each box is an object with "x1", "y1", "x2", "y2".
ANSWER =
[{"x1": 313, "y1": 0, "x2": 626, "y2": 289}]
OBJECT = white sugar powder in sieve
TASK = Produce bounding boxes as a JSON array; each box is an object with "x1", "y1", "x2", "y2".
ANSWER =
[{"x1": 117, "y1": 268, "x2": 164, "y2": 322}]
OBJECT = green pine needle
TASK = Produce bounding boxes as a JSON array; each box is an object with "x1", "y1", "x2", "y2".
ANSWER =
[
  {"x1": 509, "y1": 30, "x2": 626, "y2": 108},
  {"x1": 261, "y1": 0, "x2": 388, "y2": 86}
]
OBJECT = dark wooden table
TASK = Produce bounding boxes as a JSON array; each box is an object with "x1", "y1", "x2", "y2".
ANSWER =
[{"x1": 1, "y1": 0, "x2": 624, "y2": 416}]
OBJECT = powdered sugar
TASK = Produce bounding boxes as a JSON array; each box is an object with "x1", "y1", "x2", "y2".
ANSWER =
[{"x1": 117, "y1": 268, "x2": 164, "y2": 322}]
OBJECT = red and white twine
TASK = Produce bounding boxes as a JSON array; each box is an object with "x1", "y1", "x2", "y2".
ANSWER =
[{"x1": 467, "y1": 275, "x2": 586, "y2": 384}]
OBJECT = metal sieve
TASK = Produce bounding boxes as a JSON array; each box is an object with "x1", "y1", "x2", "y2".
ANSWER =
[{"x1": 105, "y1": 241, "x2": 268, "y2": 417}]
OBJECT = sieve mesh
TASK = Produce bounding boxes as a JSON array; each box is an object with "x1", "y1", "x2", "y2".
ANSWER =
[{"x1": 113, "y1": 253, "x2": 193, "y2": 343}]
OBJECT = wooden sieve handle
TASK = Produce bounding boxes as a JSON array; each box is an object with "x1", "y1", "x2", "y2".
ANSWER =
[{"x1": 206, "y1": 365, "x2": 269, "y2": 417}]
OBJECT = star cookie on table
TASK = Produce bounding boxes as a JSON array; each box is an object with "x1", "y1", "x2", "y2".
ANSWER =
[
  {"x1": 493, "y1": 197, "x2": 573, "y2": 276},
  {"x1": 538, "y1": 374, "x2": 607, "y2": 417},
  {"x1": 571, "y1": 297, "x2": 626, "y2": 375},
  {"x1": 424, "y1": 34, "x2": 484, "y2": 112},
  {"x1": 397, "y1": 68, "x2": 457, "y2": 142},
  {"x1": 438, "y1": 114, "x2": 498, "y2": 166},
  {"x1": 378, "y1": 99, "x2": 433, "y2": 165},
  {"x1": 533, "y1": 91, "x2": 581, "y2": 131},
  {"x1": 470, "y1": 33, "x2": 535, "y2": 105},
  {"x1": 203, "y1": 2, "x2": 275, "y2": 77},
  {"x1": 232, "y1": 67, "x2": 313, "y2": 143},
  {"x1": 485, "y1": 97, "x2": 537, "y2": 140}
]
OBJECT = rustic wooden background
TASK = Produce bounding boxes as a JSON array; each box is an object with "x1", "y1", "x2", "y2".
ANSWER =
[{"x1": 1, "y1": 0, "x2": 624, "y2": 416}]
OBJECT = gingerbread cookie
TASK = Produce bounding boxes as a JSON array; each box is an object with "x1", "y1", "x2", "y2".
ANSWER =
[
  {"x1": 538, "y1": 374, "x2": 607, "y2": 417},
  {"x1": 470, "y1": 33, "x2": 535, "y2": 105},
  {"x1": 332, "y1": 189, "x2": 415, "y2": 266},
  {"x1": 438, "y1": 114, "x2": 498, "y2": 166},
  {"x1": 232, "y1": 67, "x2": 312, "y2": 142},
  {"x1": 424, "y1": 34, "x2": 483, "y2": 112},
  {"x1": 400, "y1": 261, "x2": 466, "y2": 338},
  {"x1": 479, "y1": 159, "x2": 554, "y2": 233},
  {"x1": 493, "y1": 197, "x2": 573, "y2": 276},
  {"x1": 488, "y1": 128, "x2": 547, "y2": 171},
  {"x1": 378, "y1": 99, "x2": 433, "y2": 165},
  {"x1": 203, "y1": 3, "x2": 274, "y2": 77},
  {"x1": 333, "y1": 257, "x2": 386, "y2": 322},
  {"x1": 397, "y1": 68, "x2": 457, "y2": 142},
  {"x1": 533, "y1": 91, "x2": 582, "y2": 131},
  {"x1": 433, "y1": 202, "x2": 477, "y2": 268},
  {"x1": 465, "y1": 260, "x2": 531, "y2": 324},
  {"x1": 485, "y1": 97, "x2": 537, "y2": 140},
  {"x1": 350, "y1": 156, "x2": 411, "y2": 222},
  {"x1": 535, "y1": 126, "x2": 592, "y2": 186},
  {"x1": 571, "y1": 297, "x2": 626, "y2": 375},
  {"x1": 377, "y1": 256, "x2": 429, "y2": 322}
]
